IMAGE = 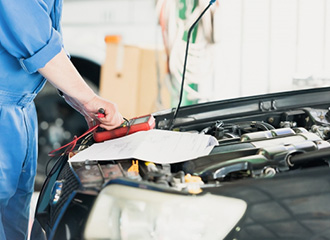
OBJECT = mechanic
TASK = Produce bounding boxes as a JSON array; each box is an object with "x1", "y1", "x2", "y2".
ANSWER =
[{"x1": 0, "y1": 1, "x2": 123, "y2": 239}]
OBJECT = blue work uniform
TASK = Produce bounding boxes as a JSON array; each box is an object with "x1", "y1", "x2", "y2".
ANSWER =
[{"x1": 0, "y1": 0, "x2": 63, "y2": 239}]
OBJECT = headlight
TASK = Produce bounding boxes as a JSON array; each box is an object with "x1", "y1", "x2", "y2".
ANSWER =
[{"x1": 84, "y1": 183, "x2": 247, "y2": 240}]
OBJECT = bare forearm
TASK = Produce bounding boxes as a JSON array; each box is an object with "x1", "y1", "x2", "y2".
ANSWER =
[
  {"x1": 38, "y1": 48, "x2": 123, "y2": 130},
  {"x1": 38, "y1": 48, "x2": 96, "y2": 105}
]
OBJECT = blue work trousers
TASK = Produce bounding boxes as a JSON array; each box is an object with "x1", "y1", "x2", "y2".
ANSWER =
[{"x1": 0, "y1": 87, "x2": 41, "y2": 240}]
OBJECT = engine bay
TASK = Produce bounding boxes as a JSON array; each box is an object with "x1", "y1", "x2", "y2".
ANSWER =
[{"x1": 70, "y1": 105, "x2": 330, "y2": 194}]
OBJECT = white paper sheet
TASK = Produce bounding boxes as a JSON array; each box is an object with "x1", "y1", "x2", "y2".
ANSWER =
[{"x1": 69, "y1": 129, "x2": 218, "y2": 164}]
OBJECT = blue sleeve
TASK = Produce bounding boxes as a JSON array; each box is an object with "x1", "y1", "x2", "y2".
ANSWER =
[{"x1": 0, "y1": 0, "x2": 62, "y2": 74}]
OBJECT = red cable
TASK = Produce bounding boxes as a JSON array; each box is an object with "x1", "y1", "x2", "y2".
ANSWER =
[{"x1": 48, "y1": 124, "x2": 99, "y2": 157}]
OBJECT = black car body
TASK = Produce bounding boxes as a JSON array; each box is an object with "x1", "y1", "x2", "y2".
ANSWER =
[{"x1": 32, "y1": 87, "x2": 330, "y2": 240}]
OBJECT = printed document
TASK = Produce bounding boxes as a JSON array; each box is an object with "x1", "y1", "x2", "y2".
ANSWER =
[{"x1": 69, "y1": 129, "x2": 218, "y2": 164}]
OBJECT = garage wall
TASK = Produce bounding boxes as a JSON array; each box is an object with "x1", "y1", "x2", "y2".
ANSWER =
[
  {"x1": 62, "y1": 0, "x2": 162, "y2": 65},
  {"x1": 62, "y1": 0, "x2": 330, "y2": 102},
  {"x1": 213, "y1": 0, "x2": 330, "y2": 100}
]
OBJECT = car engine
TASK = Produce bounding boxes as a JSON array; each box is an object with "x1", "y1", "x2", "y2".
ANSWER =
[{"x1": 67, "y1": 107, "x2": 330, "y2": 195}]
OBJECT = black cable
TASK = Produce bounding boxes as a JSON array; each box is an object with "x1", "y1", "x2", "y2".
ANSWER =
[
  {"x1": 123, "y1": 117, "x2": 131, "y2": 136},
  {"x1": 170, "y1": 0, "x2": 216, "y2": 129}
]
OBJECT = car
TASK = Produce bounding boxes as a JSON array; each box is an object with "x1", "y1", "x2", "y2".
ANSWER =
[{"x1": 31, "y1": 84, "x2": 330, "y2": 240}]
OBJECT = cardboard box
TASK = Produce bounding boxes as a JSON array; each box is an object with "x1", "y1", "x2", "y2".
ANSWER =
[{"x1": 100, "y1": 42, "x2": 170, "y2": 119}]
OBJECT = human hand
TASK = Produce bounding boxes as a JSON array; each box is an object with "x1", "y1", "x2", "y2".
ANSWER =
[
  {"x1": 63, "y1": 93, "x2": 123, "y2": 130},
  {"x1": 84, "y1": 95, "x2": 124, "y2": 130}
]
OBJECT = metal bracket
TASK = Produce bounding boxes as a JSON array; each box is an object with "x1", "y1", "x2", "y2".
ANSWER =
[{"x1": 259, "y1": 100, "x2": 277, "y2": 112}]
